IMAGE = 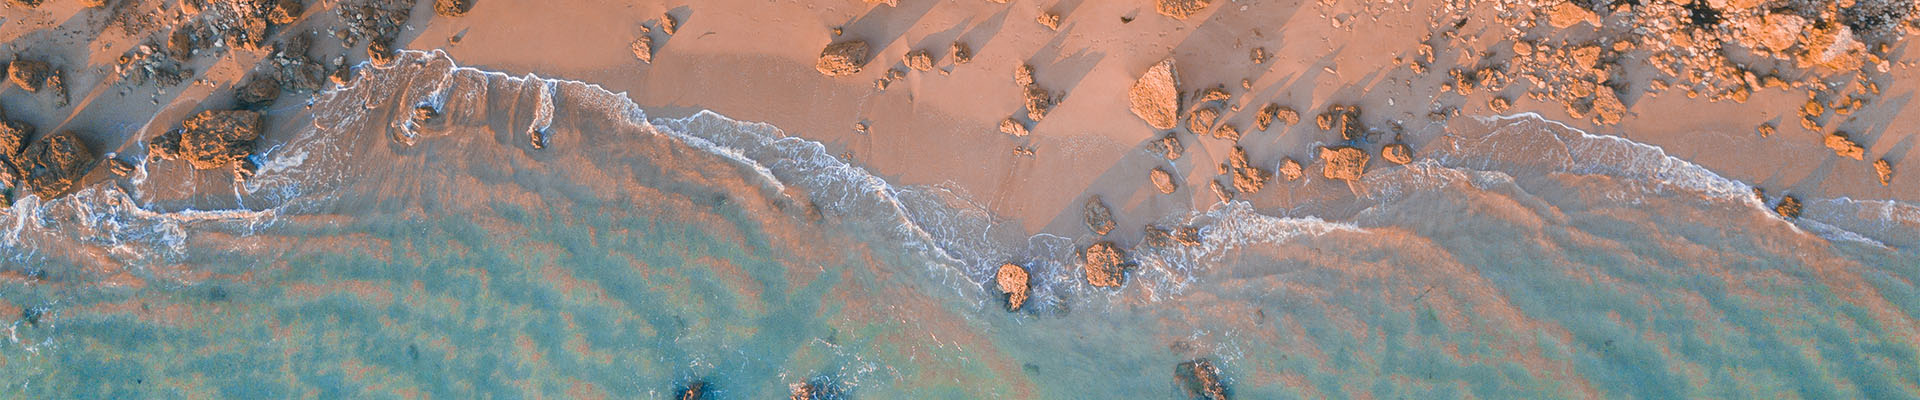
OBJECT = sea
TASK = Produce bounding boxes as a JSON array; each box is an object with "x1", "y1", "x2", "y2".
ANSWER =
[{"x1": 2, "y1": 50, "x2": 1916, "y2": 398}]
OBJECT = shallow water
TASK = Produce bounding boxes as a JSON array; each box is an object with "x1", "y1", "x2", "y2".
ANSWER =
[{"x1": 2, "y1": 51, "x2": 1916, "y2": 399}]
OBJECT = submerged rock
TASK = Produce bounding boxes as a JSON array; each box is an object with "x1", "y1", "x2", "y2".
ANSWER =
[
  {"x1": 676, "y1": 380, "x2": 708, "y2": 400},
  {"x1": 1319, "y1": 146, "x2": 1368, "y2": 181},
  {"x1": 815, "y1": 40, "x2": 870, "y2": 77},
  {"x1": 1381, "y1": 143, "x2": 1413, "y2": 165},
  {"x1": 1144, "y1": 225, "x2": 1202, "y2": 247},
  {"x1": 996, "y1": 263, "x2": 1030, "y2": 311},
  {"x1": 1151, "y1": 167, "x2": 1177, "y2": 194},
  {"x1": 1876, "y1": 159, "x2": 1894, "y2": 186},
  {"x1": 1128, "y1": 59, "x2": 1180, "y2": 130},
  {"x1": 18, "y1": 131, "x2": 95, "y2": 196},
  {"x1": 1775, "y1": 195, "x2": 1802, "y2": 219},
  {"x1": 1175, "y1": 359, "x2": 1229, "y2": 400},
  {"x1": 1155, "y1": 0, "x2": 1212, "y2": 20},
  {"x1": 175, "y1": 110, "x2": 265, "y2": 170},
  {"x1": 1083, "y1": 241, "x2": 1129, "y2": 288},
  {"x1": 1084, "y1": 196, "x2": 1116, "y2": 235},
  {"x1": 1825, "y1": 132, "x2": 1865, "y2": 160}
]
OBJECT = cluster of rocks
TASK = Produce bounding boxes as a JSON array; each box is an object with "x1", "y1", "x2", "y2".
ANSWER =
[
  {"x1": 631, "y1": 11, "x2": 683, "y2": 64},
  {"x1": 1015, "y1": 64, "x2": 1056, "y2": 122},
  {"x1": 332, "y1": 0, "x2": 413, "y2": 58}
]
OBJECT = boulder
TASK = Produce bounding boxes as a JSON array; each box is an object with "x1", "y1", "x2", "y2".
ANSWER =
[
  {"x1": 1128, "y1": 59, "x2": 1180, "y2": 129},
  {"x1": 1147, "y1": 131, "x2": 1184, "y2": 160},
  {"x1": 1014, "y1": 64, "x2": 1036, "y2": 87},
  {"x1": 1319, "y1": 146, "x2": 1368, "y2": 181},
  {"x1": 1175, "y1": 359, "x2": 1229, "y2": 400},
  {"x1": 1151, "y1": 167, "x2": 1177, "y2": 194},
  {"x1": 1155, "y1": 0, "x2": 1213, "y2": 20},
  {"x1": 1825, "y1": 132, "x2": 1865, "y2": 160},
  {"x1": 1211, "y1": 124, "x2": 1240, "y2": 141},
  {"x1": 1084, "y1": 196, "x2": 1115, "y2": 235},
  {"x1": 632, "y1": 32, "x2": 655, "y2": 64},
  {"x1": 1083, "y1": 241, "x2": 1129, "y2": 287},
  {"x1": 1381, "y1": 143, "x2": 1413, "y2": 165},
  {"x1": 268, "y1": 0, "x2": 304, "y2": 24},
  {"x1": 904, "y1": 49, "x2": 933, "y2": 71},
  {"x1": 1023, "y1": 86, "x2": 1054, "y2": 122},
  {"x1": 949, "y1": 42, "x2": 973, "y2": 64},
  {"x1": 1317, "y1": 105, "x2": 1364, "y2": 141},
  {"x1": 176, "y1": 110, "x2": 265, "y2": 170},
  {"x1": 8, "y1": 59, "x2": 51, "y2": 93},
  {"x1": 815, "y1": 40, "x2": 870, "y2": 76},
  {"x1": 17, "y1": 131, "x2": 95, "y2": 196},
  {"x1": 996, "y1": 263, "x2": 1030, "y2": 311},
  {"x1": 1036, "y1": 11, "x2": 1062, "y2": 30},
  {"x1": 0, "y1": 113, "x2": 31, "y2": 158},
  {"x1": 236, "y1": 75, "x2": 281, "y2": 110},
  {"x1": 1187, "y1": 106, "x2": 1219, "y2": 136},
  {"x1": 660, "y1": 12, "x2": 680, "y2": 35}
]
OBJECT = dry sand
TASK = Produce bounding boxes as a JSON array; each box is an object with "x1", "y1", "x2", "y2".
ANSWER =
[{"x1": 4, "y1": 0, "x2": 1918, "y2": 245}]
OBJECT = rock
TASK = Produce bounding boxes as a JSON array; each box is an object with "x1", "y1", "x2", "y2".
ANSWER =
[
  {"x1": 1155, "y1": 0, "x2": 1212, "y2": 20},
  {"x1": 1187, "y1": 107, "x2": 1219, "y2": 137},
  {"x1": 107, "y1": 158, "x2": 135, "y2": 177},
  {"x1": 1756, "y1": 123, "x2": 1774, "y2": 138},
  {"x1": 8, "y1": 0, "x2": 42, "y2": 7},
  {"x1": 1381, "y1": 143, "x2": 1413, "y2": 165},
  {"x1": 1489, "y1": 96, "x2": 1512, "y2": 113},
  {"x1": 176, "y1": 110, "x2": 265, "y2": 170},
  {"x1": 1319, "y1": 146, "x2": 1368, "y2": 181},
  {"x1": 1014, "y1": 64, "x2": 1037, "y2": 87},
  {"x1": 1775, "y1": 195, "x2": 1802, "y2": 218},
  {"x1": 434, "y1": 0, "x2": 476, "y2": 17},
  {"x1": 1036, "y1": 11, "x2": 1061, "y2": 30},
  {"x1": 1147, "y1": 131, "x2": 1184, "y2": 160},
  {"x1": 996, "y1": 263, "x2": 1030, "y2": 311},
  {"x1": 367, "y1": 40, "x2": 397, "y2": 66},
  {"x1": 1876, "y1": 159, "x2": 1894, "y2": 186},
  {"x1": 789, "y1": 380, "x2": 840, "y2": 400},
  {"x1": 1254, "y1": 103, "x2": 1296, "y2": 131},
  {"x1": 950, "y1": 42, "x2": 972, "y2": 64},
  {"x1": 412, "y1": 105, "x2": 442, "y2": 127},
  {"x1": 1193, "y1": 86, "x2": 1230, "y2": 105},
  {"x1": 1211, "y1": 123, "x2": 1240, "y2": 141},
  {"x1": 268, "y1": 0, "x2": 304, "y2": 24},
  {"x1": 8, "y1": 59, "x2": 51, "y2": 93},
  {"x1": 1544, "y1": 1, "x2": 1598, "y2": 29},
  {"x1": 1742, "y1": 13, "x2": 1805, "y2": 52},
  {"x1": 1799, "y1": 24, "x2": 1867, "y2": 71},
  {"x1": 1144, "y1": 225, "x2": 1202, "y2": 247},
  {"x1": 1084, "y1": 196, "x2": 1115, "y2": 235},
  {"x1": 17, "y1": 131, "x2": 95, "y2": 196},
  {"x1": 865, "y1": 0, "x2": 897, "y2": 5},
  {"x1": 1317, "y1": 105, "x2": 1364, "y2": 141},
  {"x1": 1250, "y1": 47, "x2": 1269, "y2": 64},
  {"x1": 631, "y1": 32, "x2": 655, "y2": 64},
  {"x1": 236, "y1": 75, "x2": 281, "y2": 110},
  {"x1": 1825, "y1": 132, "x2": 1865, "y2": 160},
  {"x1": 999, "y1": 118, "x2": 1028, "y2": 137},
  {"x1": 1023, "y1": 86, "x2": 1053, "y2": 122},
  {"x1": 1083, "y1": 241, "x2": 1129, "y2": 288},
  {"x1": 1151, "y1": 167, "x2": 1177, "y2": 194},
  {"x1": 1209, "y1": 178, "x2": 1233, "y2": 202},
  {"x1": 1277, "y1": 157, "x2": 1303, "y2": 181},
  {"x1": 815, "y1": 40, "x2": 870, "y2": 77},
  {"x1": 1589, "y1": 88, "x2": 1626, "y2": 125},
  {"x1": 1226, "y1": 146, "x2": 1268, "y2": 194},
  {"x1": 1128, "y1": 59, "x2": 1181, "y2": 130},
  {"x1": 1175, "y1": 359, "x2": 1229, "y2": 400},
  {"x1": 904, "y1": 49, "x2": 933, "y2": 72},
  {"x1": 660, "y1": 12, "x2": 680, "y2": 35}
]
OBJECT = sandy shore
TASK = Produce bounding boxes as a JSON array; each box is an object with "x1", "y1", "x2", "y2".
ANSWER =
[{"x1": 3, "y1": 0, "x2": 1917, "y2": 242}]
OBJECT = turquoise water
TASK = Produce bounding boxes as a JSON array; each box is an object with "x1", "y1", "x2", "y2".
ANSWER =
[{"x1": 2, "y1": 51, "x2": 1917, "y2": 398}]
